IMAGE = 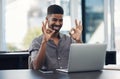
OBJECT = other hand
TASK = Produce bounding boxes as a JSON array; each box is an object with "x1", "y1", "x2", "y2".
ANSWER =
[{"x1": 69, "y1": 19, "x2": 83, "y2": 42}]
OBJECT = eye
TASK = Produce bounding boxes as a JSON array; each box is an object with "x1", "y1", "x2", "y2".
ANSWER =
[
  {"x1": 59, "y1": 19, "x2": 63, "y2": 22},
  {"x1": 52, "y1": 18, "x2": 57, "y2": 21}
]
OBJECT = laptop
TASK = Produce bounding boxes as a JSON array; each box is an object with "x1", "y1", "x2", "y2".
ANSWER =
[{"x1": 56, "y1": 43, "x2": 107, "y2": 73}]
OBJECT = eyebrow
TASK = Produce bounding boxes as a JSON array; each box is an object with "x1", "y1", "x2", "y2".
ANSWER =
[{"x1": 52, "y1": 18, "x2": 63, "y2": 21}]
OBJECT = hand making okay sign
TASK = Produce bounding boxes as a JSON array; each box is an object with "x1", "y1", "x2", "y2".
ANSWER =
[
  {"x1": 42, "y1": 20, "x2": 55, "y2": 42},
  {"x1": 69, "y1": 19, "x2": 83, "y2": 42}
]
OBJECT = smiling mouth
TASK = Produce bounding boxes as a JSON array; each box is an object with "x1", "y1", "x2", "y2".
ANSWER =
[
  {"x1": 53, "y1": 26, "x2": 60, "y2": 30},
  {"x1": 52, "y1": 26, "x2": 61, "y2": 31}
]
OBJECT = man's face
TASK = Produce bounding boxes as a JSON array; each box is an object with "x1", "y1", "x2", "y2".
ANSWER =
[{"x1": 46, "y1": 14, "x2": 63, "y2": 33}]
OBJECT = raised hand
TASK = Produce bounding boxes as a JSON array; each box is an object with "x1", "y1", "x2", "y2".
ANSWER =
[
  {"x1": 69, "y1": 19, "x2": 83, "y2": 42},
  {"x1": 42, "y1": 20, "x2": 55, "y2": 42}
]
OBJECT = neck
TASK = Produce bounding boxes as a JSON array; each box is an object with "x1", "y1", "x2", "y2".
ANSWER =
[{"x1": 52, "y1": 32, "x2": 60, "y2": 38}]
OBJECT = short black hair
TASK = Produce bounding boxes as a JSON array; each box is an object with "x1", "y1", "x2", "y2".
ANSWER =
[{"x1": 47, "y1": 4, "x2": 64, "y2": 15}]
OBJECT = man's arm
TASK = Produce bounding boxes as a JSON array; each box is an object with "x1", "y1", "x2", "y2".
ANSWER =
[
  {"x1": 32, "y1": 40, "x2": 47, "y2": 70},
  {"x1": 32, "y1": 20, "x2": 55, "y2": 70}
]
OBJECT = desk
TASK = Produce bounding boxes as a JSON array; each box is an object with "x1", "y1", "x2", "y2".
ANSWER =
[{"x1": 0, "y1": 69, "x2": 120, "y2": 79}]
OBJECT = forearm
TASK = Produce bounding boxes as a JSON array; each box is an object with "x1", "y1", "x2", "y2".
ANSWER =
[{"x1": 32, "y1": 40, "x2": 47, "y2": 70}]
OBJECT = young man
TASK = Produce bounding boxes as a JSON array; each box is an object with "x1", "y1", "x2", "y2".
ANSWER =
[{"x1": 29, "y1": 4, "x2": 83, "y2": 70}]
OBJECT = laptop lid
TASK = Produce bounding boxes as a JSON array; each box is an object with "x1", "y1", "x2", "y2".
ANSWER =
[{"x1": 67, "y1": 43, "x2": 107, "y2": 72}]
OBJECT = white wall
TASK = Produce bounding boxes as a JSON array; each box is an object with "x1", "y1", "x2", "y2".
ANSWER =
[
  {"x1": 0, "y1": 0, "x2": 6, "y2": 50},
  {"x1": 70, "y1": 0, "x2": 82, "y2": 26}
]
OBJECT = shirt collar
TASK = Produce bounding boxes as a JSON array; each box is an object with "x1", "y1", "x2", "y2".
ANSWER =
[{"x1": 59, "y1": 33, "x2": 65, "y2": 39}]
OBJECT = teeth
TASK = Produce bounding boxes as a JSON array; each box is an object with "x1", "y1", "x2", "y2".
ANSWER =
[{"x1": 53, "y1": 26, "x2": 60, "y2": 30}]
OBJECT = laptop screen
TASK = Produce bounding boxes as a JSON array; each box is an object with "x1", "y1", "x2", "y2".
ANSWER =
[{"x1": 67, "y1": 43, "x2": 107, "y2": 72}]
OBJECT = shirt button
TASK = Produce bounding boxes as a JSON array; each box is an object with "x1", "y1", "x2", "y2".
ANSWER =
[{"x1": 58, "y1": 57, "x2": 60, "y2": 60}]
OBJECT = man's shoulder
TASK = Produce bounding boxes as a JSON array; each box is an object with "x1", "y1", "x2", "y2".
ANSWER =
[{"x1": 32, "y1": 34, "x2": 43, "y2": 42}]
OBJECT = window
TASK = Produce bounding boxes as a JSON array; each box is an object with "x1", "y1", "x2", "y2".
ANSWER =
[
  {"x1": 85, "y1": 0, "x2": 104, "y2": 43},
  {"x1": 115, "y1": 0, "x2": 120, "y2": 64},
  {"x1": 1, "y1": 0, "x2": 81, "y2": 51}
]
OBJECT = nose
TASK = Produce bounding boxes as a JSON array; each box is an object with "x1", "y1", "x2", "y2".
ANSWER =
[{"x1": 55, "y1": 20, "x2": 62, "y2": 25}]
